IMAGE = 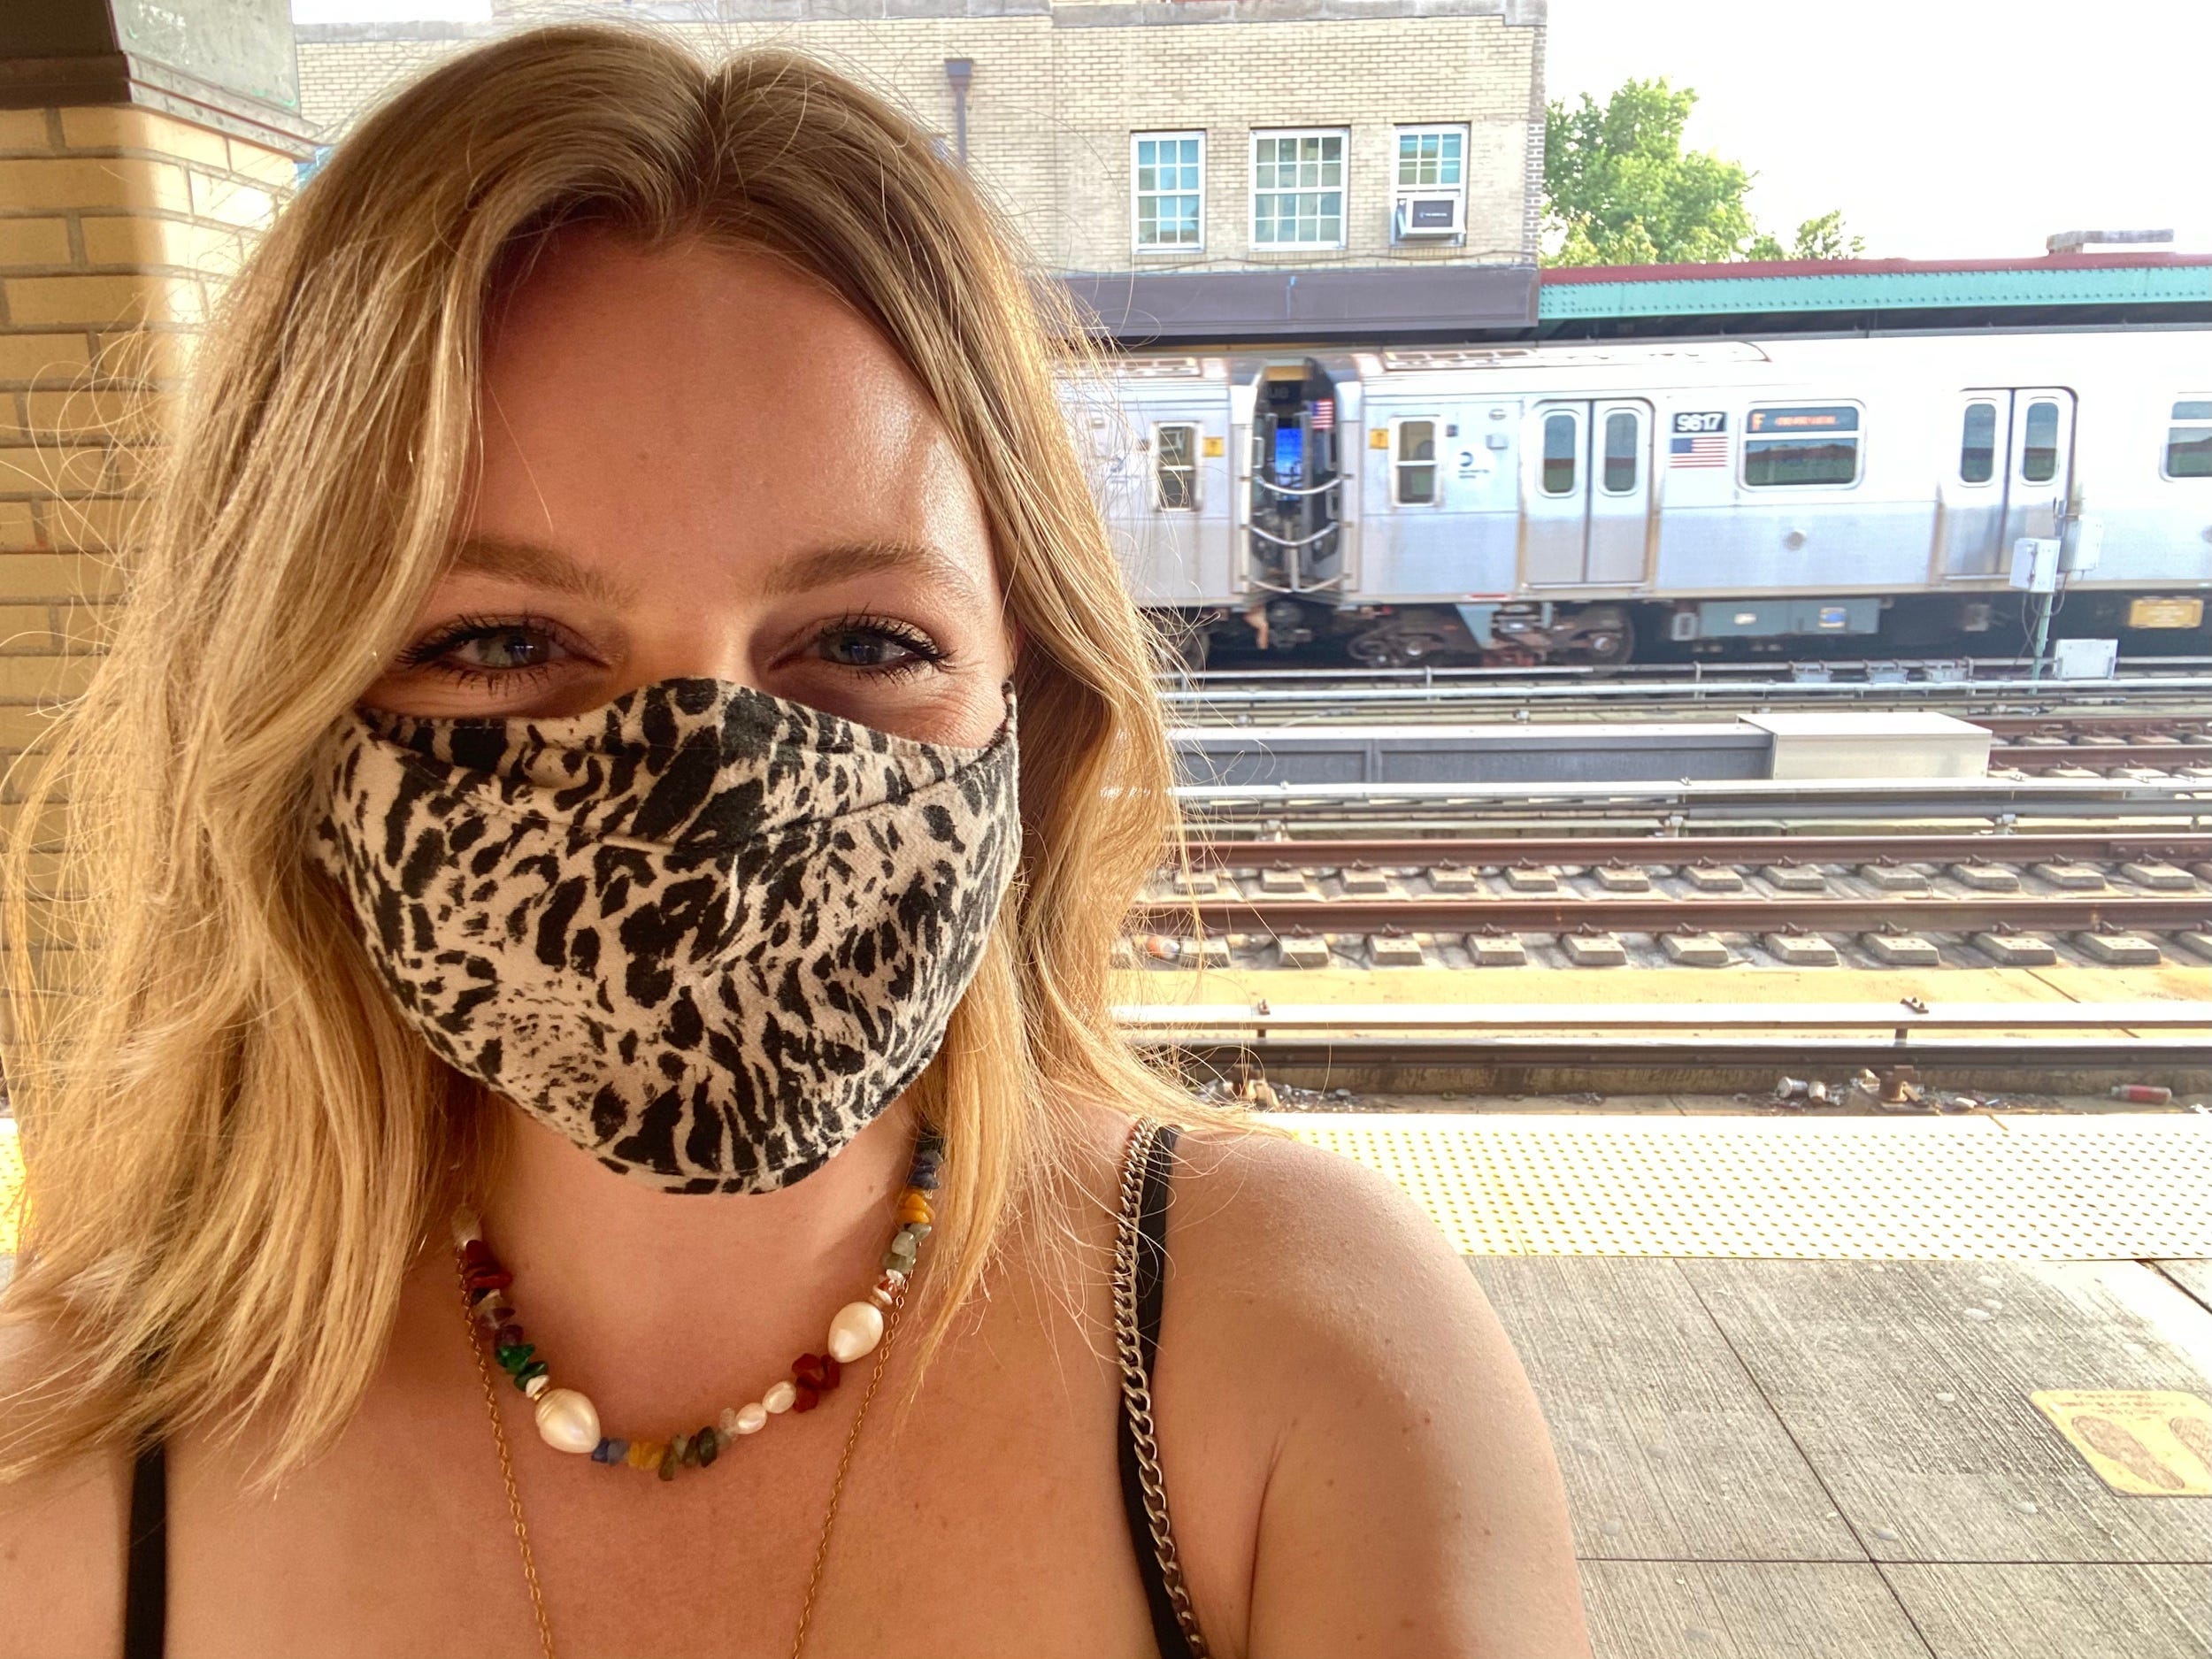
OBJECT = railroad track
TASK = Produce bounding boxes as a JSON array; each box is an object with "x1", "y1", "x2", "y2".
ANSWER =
[{"x1": 1124, "y1": 830, "x2": 2212, "y2": 971}]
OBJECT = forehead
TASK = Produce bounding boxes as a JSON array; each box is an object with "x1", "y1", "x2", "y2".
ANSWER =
[{"x1": 468, "y1": 231, "x2": 986, "y2": 580}]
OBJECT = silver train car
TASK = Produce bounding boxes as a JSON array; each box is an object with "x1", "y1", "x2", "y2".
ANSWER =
[{"x1": 1068, "y1": 329, "x2": 2212, "y2": 664}]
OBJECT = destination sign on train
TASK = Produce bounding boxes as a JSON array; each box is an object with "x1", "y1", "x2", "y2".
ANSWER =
[{"x1": 1748, "y1": 406, "x2": 1860, "y2": 432}]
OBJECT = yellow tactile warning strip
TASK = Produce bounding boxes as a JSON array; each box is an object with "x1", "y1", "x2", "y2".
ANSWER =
[
  {"x1": 1271, "y1": 1112, "x2": 2212, "y2": 1261},
  {"x1": 2032, "y1": 1390, "x2": 2212, "y2": 1495}
]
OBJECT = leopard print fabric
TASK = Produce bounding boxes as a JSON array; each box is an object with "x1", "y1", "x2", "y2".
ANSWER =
[{"x1": 311, "y1": 678, "x2": 1018, "y2": 1194}]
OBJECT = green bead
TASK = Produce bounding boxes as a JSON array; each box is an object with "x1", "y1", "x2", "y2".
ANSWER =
[
  {"x1": 672, "y1": 1432, "x2": 694, "y2": 1466},
  {"x1": 513, "y1": 1359, "x2": 549, "y2": 1390},
  {"x1": 696, "y1": 1426, "x2": 719, "y2": 1467},
  {"x1": 495, "y1": 1343, "x2": 534, "y2": 1372},
  {"x1": 658, "y1": 1445, "x2": 679, "y2": 1481}
]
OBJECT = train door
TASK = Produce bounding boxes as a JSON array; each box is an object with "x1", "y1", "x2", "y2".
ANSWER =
[
  {"x1": 1938, "y1": 388, "x2": 2076, "y2": 577},
  {"x1": 1523, "y1": 400, "x2": 1653, "y2": 586},
  {"x1": 1246, "y1": 359, "x2": 1346, "y2": 598}
]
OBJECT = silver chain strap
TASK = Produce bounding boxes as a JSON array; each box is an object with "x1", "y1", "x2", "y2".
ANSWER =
[{"x1": 1113, "y1": 1118, "x2": 1210, "y2": 1656}]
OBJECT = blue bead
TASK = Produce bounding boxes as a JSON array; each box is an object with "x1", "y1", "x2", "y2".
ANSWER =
[
  {"x1": 605, "y1": 1438, "x2": 627, "y2": 1463},
  {"x1": 591, "y1": 1438, "x2": 613, "y2": 1463}
]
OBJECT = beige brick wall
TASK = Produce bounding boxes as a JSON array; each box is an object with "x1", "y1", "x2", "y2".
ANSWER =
[
  {"x1": 0, "y1": 104, "x2": 296, "y2": 810},
  {"x1": 296, "y1": 2, "x2": 1542, "y2": 274}
]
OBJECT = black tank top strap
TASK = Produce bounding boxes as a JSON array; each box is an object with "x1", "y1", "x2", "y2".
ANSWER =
[
  {"x1": 1116, "y1": 1121, "x2": 1202, "y2": 1658},
  {"x1": 124, "y1": 1435, "x2": 167, "y2": 1659}
]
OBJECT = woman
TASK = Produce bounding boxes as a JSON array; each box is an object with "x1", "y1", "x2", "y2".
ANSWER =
[{"x1": 0, "y1": 26, "x2": 1586, "y2": 1657}]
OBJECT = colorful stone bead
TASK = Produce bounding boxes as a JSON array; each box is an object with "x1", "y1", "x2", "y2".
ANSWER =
[
  {"x1": 626, "y1": 1440, "x2": 662, "y2": 1471},
  {"x1": 534, "y1": 1386, "x2": 601, "y2": 1455},
  {"x1": 718, "y1": 1407, "x2": 743, "y2": 1440},
  {"x1": 494, "y1": 1324, "x2": 525, "y2": 1348},
  {"x1": 523, "y1": 1373, "x2": 549, "y2": 1401},
  {"x1": 791, "y1": 1382, "x2": 819, "y2": 1413},
  {"x1": 696, "y1": 1426, "x2": 719, "y2": 1467},
  {"x1": 658, "y1": 1445, "x2": 679, "y2": 1481},
  {"x1": 495, "y1": 1343, "x2": 534, "y2": 1371},
  {"x1": 672, "y1": 1432, "x2": 693, "y2": 1466},
  {"x1": 827, "y1": 1300, "x2": 886, "y2": 1363},
  {"x1": 764, "y1": 1381, "x2": 797, "y2": 1415},
  {"x1": 513, "y1": 1359, "x2": 549, "y2": 1391}
]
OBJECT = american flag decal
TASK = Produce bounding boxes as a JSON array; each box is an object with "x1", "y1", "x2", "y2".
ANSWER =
[
  {"x1": 1309, "y1": 399, "x2": 1334, "y2": 430},
  {"x1": 1670, "y1": 433, "x2": 1727, "y2": 468}
]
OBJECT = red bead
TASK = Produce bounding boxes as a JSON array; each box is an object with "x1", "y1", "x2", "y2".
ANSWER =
[
  {"x1": 820, "y1": 1354, "x2": 841, "y2": 1391},
  {"x1": 461, "y1": 1240, "x2": 495, "y2": 1266},
  {"x1": 791, "y1": 1381, "x2": 820, "y2": 1413},
  {"x1": 465, "y1": 1266, "x2": 514, "y2": 1292}
]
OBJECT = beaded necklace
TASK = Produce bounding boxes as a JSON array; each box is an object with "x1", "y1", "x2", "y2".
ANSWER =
[{"x1": 453, "y1": 1129, "x2": 942, "y2": 1657}]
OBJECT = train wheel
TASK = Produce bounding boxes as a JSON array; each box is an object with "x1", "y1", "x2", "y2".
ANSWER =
[{"x1": 1573, "y1": 615, "x2": 1636, "y2": 665}]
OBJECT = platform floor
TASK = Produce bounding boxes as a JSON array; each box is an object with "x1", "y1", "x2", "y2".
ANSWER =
[{"x1": 1485, "y1": 1256, "x2": 2212, "y2": 1658}]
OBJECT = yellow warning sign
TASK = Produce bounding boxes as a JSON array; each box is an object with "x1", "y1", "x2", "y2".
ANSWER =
[
  {"x1": 1369, "y1": 428, "x2": 1391, "y2": 449},
  {"x1": 1202, "y1": 434, "x2": 1225, "y2": 457},
  {"x1": 2032, "y1": 1390, "x2": 2212, "y2": 1495}
]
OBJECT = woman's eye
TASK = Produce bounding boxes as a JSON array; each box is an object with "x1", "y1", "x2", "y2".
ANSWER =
[
  {"x1": 813, "y1": 624, "x2": 939, "y2": 672},
  {"x1": 400, "y1": 620, "x2": 572, "y2": 679}
]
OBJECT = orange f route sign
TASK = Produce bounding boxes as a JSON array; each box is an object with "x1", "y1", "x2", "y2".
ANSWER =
[{"x1": 2032, "y1": 1390, "x2": 2212, "y2": 1495}]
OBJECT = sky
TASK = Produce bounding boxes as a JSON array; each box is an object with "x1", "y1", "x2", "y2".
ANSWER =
[
  {"x1": 291, "y1": 0, "x2": 2208, "y2": 261},
  {"x1": 1543, "y1": 0, "x2": 2207, "y2": 259}
]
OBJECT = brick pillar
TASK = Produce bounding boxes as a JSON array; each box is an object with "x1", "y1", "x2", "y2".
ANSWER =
[{"x1": 0, "y1": 0, "x2": 311, "y2": 811}]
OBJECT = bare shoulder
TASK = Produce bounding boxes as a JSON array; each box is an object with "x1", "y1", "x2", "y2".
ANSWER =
[
  {"x1": 0, "y1": 1320, "x2": 128, "y2": 1659},
  {"x1": 1161, "y1": 1125, "x2": 1591, "y2": 1659}
]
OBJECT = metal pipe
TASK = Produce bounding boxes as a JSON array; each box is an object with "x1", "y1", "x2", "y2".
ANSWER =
[{"x1": 942, "y1": 58, "x2": 972, "y2": 165}]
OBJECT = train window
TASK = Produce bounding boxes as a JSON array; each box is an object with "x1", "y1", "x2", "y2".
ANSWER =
[
  {"x1": 1132, "y1": 133, "x2": 1204, "y2": 251},
  {"x1": 1601, "y1": 410, "x2": 1640, "y2": 494},
  {"x1": 1959, "y1": 401, "x2": 1998, "y2": 484},
  {"x1": 2020, "y1": 399, "x2": 2061, "y2": 483},
  {"x1": 1540, "y1": 411, "x2": 1578, "y2": 495},
  {"x1": 2165, "y1": 399, "x2": 2212, "y2": 479},
  {"x1": 1252, "y1": 129, "x2": 1347, "y2": 250},
  {"x1": 1743, "y1": 403, "x2": 1861, "y2": 488},
  {"x1": 1154, "y1": 424, "x2": 1198, "y2": 511},
  {"x1": 1393, "y1": 419, "x2": 1437, "y2": 504}
]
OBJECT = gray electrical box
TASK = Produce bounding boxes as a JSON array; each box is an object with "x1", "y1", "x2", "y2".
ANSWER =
[
  {"x1": 2010, "y1": 537, "x2": 2060, "y2": 593},
  {"x1": 2062, "y1": 513, "x2": 2105, "y2": 573}
]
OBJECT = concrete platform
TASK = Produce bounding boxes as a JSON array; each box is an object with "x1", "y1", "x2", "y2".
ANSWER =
[{"x1": 1269, "y1": 1110, "x2": 2212, "y2": 1656}]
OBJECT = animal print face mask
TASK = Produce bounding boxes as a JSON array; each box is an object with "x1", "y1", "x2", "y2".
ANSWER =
[{"x1": 311, "y1": 679, "x2": 1018, "y2": 1194}]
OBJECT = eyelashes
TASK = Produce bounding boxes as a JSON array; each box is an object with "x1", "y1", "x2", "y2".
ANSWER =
[{"x1": 391, "y1": 611, "x2": 951, "y2": 687}]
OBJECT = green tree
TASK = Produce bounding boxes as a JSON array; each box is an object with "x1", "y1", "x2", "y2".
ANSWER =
[{"x1": 1544, "y1": 80, "x2": 1862, "y2": 266}]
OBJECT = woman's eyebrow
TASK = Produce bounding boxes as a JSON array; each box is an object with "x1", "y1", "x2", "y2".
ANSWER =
[
  {"x1": 449, "y1": 535, "x2": 641, "y2": 604},
  {"x1": 762, "y1": 540, "x2": 986, "y2": 601}
]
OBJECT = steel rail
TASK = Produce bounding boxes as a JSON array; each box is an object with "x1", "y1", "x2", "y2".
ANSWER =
[
  {"x1": 1993, "y1": 744, "x2": 2208, "y2": 767},
  {"x1": 1161, "y1": 657, "x2": 2212, "y2": 688},
  {"x1": 1183, "y1": 832, "x2": 2212, "y2": 868},
  {"x1": 1138, "y1": 1035, "x2": 2212, "y2": 1069},
  {"x1": 1160, "y1": 674, "x2": 2212, "y2": 710},
  {"x1": 1116, "y1": 1002, "x2": 2212, "y2": 1033},
  {"x1": 1132, "y1": 895, "x2": 2212, "y2": 933}
]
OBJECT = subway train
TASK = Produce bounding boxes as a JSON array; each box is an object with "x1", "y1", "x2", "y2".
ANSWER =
[{"x1": 1067, "y1": 327, "x2": 2212, "y2": 665}]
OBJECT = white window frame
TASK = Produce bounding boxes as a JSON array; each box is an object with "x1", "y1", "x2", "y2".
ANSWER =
[
  {"x1": 1740, "y1": 400, "x2": 1866, "y2": 491},
  {"x1": 1392, "y1": 123, "x2": 1468, "y2": 241},
  {"x1": 1131, "y1": 131, "x2": 1205, "y2": 256},
  {"x1": 1956, "y1": 396, "x2": 2002, "y2": 488},
  {"x1": 1388, "y1": 416, "x2": 1440, "y2": 506},
  {"x1": 1152, "y1": 421, "x2": 1201, "y2": 511},
  {"x1": 1250, "y1": 127, "x2": 1348, "y2": 252},
  {"x1": 2162, "y1": 396, "x2": 2212, "y2": 481}
]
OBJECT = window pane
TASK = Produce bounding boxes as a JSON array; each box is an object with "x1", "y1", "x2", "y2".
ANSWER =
[
  {"x1": 1542, "y1": 411, "x2": 1578, "y2": 495},
  {"x1": 2021, "y1": 399, "x2": 2061, "y2": 483},
  {"x1": 2172, "y1": 400, "x2": 2212, "y2": 420},
  {"x1": 1398, "y1": 465, "x2": 1435, "y2": 503},
  {"x1": 1398, "y1": 419, "x2": 1435, "y2": 462},
  {"x1": 1156, "y1": 426, "x2": 1196, "y2": 510},
  {"x1": 2167, "y1": 427, "x2": 2212, "y2": 478},
  {"x1": 1438, "y1": 131, "x2": 1462, "y2": 184},
  {"x1": 1744, "y1": 437, "x2": 1859, "y2": 488},
  {"x1": 1601, "y1": 410, "x2": 1639, "y2": 494},
  {"x1": 1959, "y1": 401, "x2": 1997, "y2": 484}
]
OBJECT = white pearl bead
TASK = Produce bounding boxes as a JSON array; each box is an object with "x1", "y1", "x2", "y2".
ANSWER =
[
  {"x1": 523, "y1": 1373, "x2": 549, "y2": 1400},
  {"x1": 534, "y1": 1386, "x2": 601, "y2": 1455},
  {"x1": 763, "y1": 1381, "x2": 797, "y2": 1415},
  {"x1": 735, "y1": 1401, "x2": 768, "y2": 1434},
  {"x1": 826, "y1": 1300, "x2": 886, "y2": 1363}
]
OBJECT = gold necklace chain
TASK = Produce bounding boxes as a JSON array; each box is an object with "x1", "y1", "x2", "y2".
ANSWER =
[{"x1": 457, "y1": 1256, "x2": 908, "y2": 1659}]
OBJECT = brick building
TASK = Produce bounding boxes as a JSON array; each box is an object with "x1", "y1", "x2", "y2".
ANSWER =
[{"x1": 296, "y1": 0, "x2": 1547, "y2": 337}]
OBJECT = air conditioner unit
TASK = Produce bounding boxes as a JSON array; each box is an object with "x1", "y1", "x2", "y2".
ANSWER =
[{"x1": 1394, "y1": 193, "x2": 1463, "y2": 239}]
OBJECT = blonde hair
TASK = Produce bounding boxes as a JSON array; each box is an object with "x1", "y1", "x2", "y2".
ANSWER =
[{"x1": 1, "y1": 23, "x2": 1210, "y2": 1482}]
